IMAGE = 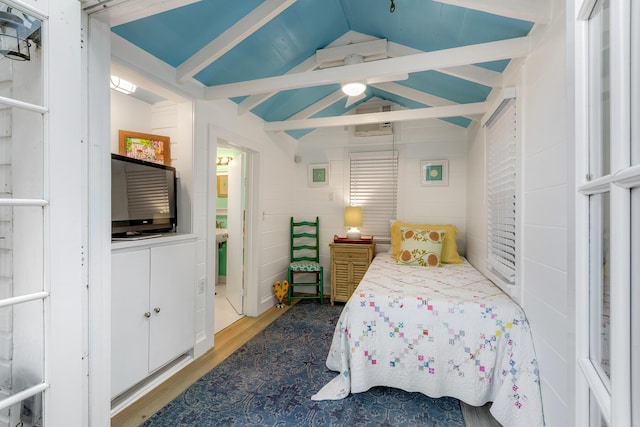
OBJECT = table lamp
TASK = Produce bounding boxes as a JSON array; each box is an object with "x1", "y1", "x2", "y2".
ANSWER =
[{"x1": 344, "y1": 206, "x2": 362, "y2": 240}]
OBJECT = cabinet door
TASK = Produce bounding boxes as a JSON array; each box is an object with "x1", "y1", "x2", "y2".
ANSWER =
[
  {"x1": 111, "y1": 250, "x2": 151, "y2": 398},
  {"x1": 148, "y1": 242, "x2": 196, "y2": 372}
]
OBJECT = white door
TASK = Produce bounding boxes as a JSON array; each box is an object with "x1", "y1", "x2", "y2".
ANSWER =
[
  {"x1": 575, "y1": 0, "x2": 638, "y2": 425},
  {"x1": 111, "y1": 250, "x2": 150, "y2": 397},
  {"x1": 226, "y1": 154, "x2": 245, "y2": 314},
  {"x1": 149, "y1": 242, "x2": 196, "y2": 371}
]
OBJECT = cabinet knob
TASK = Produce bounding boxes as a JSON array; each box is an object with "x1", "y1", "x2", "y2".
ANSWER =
[
  {"x1": 144, "y1": 312, "x2": 151, "y2": 318},
  {"x1": 154, "y1": 307, "x2": 161, "y2": 314}
]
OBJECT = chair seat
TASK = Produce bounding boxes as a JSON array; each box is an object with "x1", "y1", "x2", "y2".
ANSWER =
[{"x1": 289, "y1": 260, "x2": 321, "y2": 272}]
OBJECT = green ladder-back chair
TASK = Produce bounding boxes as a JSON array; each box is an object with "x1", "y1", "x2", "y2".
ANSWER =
[{"x1": 287, "y1": 217, "x2": 324, "y2": 304}]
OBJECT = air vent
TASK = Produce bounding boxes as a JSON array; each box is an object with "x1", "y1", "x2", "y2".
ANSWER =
[{"x1": 354, "y1": 105, "x2": 393, "y2": 136}]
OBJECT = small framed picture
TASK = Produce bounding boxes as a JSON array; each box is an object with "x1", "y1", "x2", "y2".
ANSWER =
[
  {"x1": 217, "y1": 175, "x2": 228, "y2": 197},
  {"x1": 119, "y1": 130, "x2": 171, "y2": 165},
  {"x1": 420, "y1": 160, "x2": 449, "y2": 186},
  {"x1": 308, "y1": 163, "x2": 329, "y2": 186}
]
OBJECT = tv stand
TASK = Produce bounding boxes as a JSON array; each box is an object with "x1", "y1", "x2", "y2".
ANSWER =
[{"x1": 111, "y1": 234, "x2": 197, "y2": 399}]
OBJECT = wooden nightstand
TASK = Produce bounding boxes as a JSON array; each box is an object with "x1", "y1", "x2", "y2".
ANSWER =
[{"x1": 329, "y1": 242, "x2": 376, "y2": 305}]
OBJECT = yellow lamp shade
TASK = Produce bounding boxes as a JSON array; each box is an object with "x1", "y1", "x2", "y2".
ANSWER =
[
  {"x1": 344, "y1": 206, "x2": 362, "y2": 239},
  {"x1": 344, "y1": 206, "x2": 362, "y2": 227}
]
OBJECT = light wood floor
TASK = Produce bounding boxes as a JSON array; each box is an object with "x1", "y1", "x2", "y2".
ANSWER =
[{"x1": 111, "y1": 300, "x2": 500, "y2": 427}]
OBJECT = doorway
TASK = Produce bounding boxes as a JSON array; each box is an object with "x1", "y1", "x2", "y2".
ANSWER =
[{"x1": 214, "y1": 144, "x2": 246, "y2": 333}]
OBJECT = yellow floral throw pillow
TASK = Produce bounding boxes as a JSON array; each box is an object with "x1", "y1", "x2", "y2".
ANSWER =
[
  {"x1": 397, "y1": 227, "x2": 445, "y2": 267},
  {"x1": 390, "y1": 221, "x2": 462, "y2": 264}
]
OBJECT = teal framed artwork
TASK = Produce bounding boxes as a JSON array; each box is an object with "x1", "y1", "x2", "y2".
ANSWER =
[
  {"x1": 308, "y1": 163, "x2": 329, "y2": 186},
  {"x1": 420, "y1": 160, "x2": 448, "y2": 186}
]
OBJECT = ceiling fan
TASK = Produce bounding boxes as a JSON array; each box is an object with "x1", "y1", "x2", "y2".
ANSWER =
[{"x1": 315, "y1": 40, "x2": 408, "y2": 107}]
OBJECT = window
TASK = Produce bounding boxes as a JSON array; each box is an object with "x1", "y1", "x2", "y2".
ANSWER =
[
  {"x1": 485, "y1": 98, "x2": 517, "y2": 286},
  {"x1": 0, "y1": 1, "x2": 47, "y2": 423},
  {"x1": 349, "y1": 151, "x2": 398, "y2": 241},
  {"x1": 576, "y1": 0, "x2": 638, "y2": 424}
]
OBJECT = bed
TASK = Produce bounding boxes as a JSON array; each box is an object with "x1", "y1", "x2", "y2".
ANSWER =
[{"x1": 312, "y1": 240, "x2": 545, "y2": 427}]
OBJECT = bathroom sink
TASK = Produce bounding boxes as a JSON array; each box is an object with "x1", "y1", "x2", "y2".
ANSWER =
[{"x1": 216, "y1": 229, "x2": 229, "y2": 243}]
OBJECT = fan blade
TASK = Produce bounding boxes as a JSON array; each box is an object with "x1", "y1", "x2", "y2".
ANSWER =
[{"x1": 345, "y1": 93, "x2": 367, "y2": 108}]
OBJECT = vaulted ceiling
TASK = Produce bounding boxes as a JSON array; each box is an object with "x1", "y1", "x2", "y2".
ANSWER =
[{"x1": 85, "y1": 0, "x2": 548, "y2": 139}]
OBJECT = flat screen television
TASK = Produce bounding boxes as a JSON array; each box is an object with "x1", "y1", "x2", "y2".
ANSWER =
[{"x1": 111, "y1": 153, "x2": 177, "y2": 237}]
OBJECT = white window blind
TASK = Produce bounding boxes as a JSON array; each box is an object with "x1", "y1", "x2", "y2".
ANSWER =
[
  {"x1": 349, "y1": 151, "x2": 398, "y2": 241},
  {"x1": 486, "y1": 99, "x2": 517, "y2": 284}
]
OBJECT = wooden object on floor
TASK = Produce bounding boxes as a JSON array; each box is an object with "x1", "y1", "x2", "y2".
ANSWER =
[
  {"x1": 111, "y1": 302, "x2": 297, "y2": 427},
  {"x1": 329, "y1": 242, "x2": 375, "y2": 305}
]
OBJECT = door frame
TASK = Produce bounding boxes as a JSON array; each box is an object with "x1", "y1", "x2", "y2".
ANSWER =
[{"x1": 204, "y1": 124, "x2": 260, "y2": 353}]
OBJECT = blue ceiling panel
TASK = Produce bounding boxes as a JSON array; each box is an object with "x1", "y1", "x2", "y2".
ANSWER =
[
  {"x1": 112, "y1": 0, "x2": 264, "y2": 67},
  {"x1": 194, "y1": 0, "x2": 350, "y2": 86},
  {"x1": 370, "y1": 87, "x2": 471, "y2": 128},
  {"x1": 287, "y1": 93, "x2": 371, "y2": 139},
  {"x1": 475, "y1": 59, "x2": 511, "y2": 72},
  {"x1": 251, "y1": 84, "x2": 342, "y2": 121},
  {"x1": 399, "y1": 71, "x2": 491, "y2": 104},
  {"x1": 286, "y1": 129, "x2": 315, "y2": 139},
  {"x1": 442, "y1": 116, "x2": 472, "y2": 127},
  {"x1": 339, "y1": 0, "x2": 533, "y2": 53},
  {"x1": 313, "y1": 93, "x2": 371, "y2": 118}
]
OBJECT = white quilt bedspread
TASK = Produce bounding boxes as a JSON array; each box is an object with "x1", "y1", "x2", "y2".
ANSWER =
[{"x1": 312, "y1": 254, "x2": 544, "y2": 427}]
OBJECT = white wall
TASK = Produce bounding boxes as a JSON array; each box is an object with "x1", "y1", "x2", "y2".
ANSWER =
[
  {"x1": 520, "y1": 7, "x2": 574, "y2": 426},
  {"x1": 465, "y1": 3, "x2": 574, "y2": 426},
  {"x1": 464, "y1": 121, "x2": 487, "y2": 273},
  {"x1": 295, "y1": 118, "x2": 468, "y2": 294},
  {"x1": 109, "y1": 91, "x2": 152, "y2": 147}
]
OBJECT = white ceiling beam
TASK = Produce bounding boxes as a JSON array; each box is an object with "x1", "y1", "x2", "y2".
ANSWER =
[
  {"x1": 111, "y1": 34, "x2": 204, "y2": 100},
  {"x1": 237, "y1": 31, "x2": 373, "y2": 115},
  {"x1": 287, "y1": 90, "x2": 345, "y2": 120},
  {"x1": 432, "y1": 0, "x2": 550, "y2": 24},
  {"x1": 176, "y1": 0, "x2": 298, "y2": 82},
  {"x1": 389, "y1": 41, "x2": 503, "y2": 88},
  {"x1": 84, "y1": 0, "x2": 201, "y2": 27},
  {"x1": 437, "y1": 65, "x2": 502, "y2": 88},
  {"x1": 264, "y1": 102, "x2": 488, "y2": 131},
  {"x1": 206, "y1": 37, "x2": 530, "y2": 99},
  {"x1": 371, "y1": 82, "x2": 456, "y2": 107}
]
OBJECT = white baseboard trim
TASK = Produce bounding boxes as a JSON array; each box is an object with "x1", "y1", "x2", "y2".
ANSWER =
[{"x1": 110, "y1": 353, "x2": 193, "y2": 417}]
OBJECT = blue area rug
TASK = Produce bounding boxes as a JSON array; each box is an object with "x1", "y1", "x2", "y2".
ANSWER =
[{"x1": 142, "y1": 300, "x2": 465, "y2": 426}]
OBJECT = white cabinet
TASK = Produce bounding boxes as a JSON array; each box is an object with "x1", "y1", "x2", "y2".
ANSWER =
[{"x1": 111, "y1": 238, "x2": 196, "y2": 398}]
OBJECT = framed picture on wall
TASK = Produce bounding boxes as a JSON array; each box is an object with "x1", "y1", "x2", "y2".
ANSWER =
[
  {"x1": 119, "y1": 130, "x2": 171, "y2": 165},
  {"x1": 420, "y1": 160, "x2": 449, "y2": 186},
  {"x1": 217, "y1": 175, "x2": 228, "y2": 197},
  {"x1": 308, "y1": 163, "x2": 329, "y2": 186}
]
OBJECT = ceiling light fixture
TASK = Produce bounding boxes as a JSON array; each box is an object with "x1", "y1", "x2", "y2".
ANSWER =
[
  {"x1": 216, "y1": 156, "x2": 233, "y2": 166},
  {"x1": 341, "y1": 54, "x2": 367, "y2": 97},
  {"x1": 390, "y1": 0, "x2": 395, "y2": 13},
  {"x1": 110, "y1": 76, "x2": 137, "y2": 95},
  {"x1": 341, "y1": 81, "x2": 366, "y2": 97},
  {"x1": 0, "y1": 7, "x2": 34, "y2": 61}
]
